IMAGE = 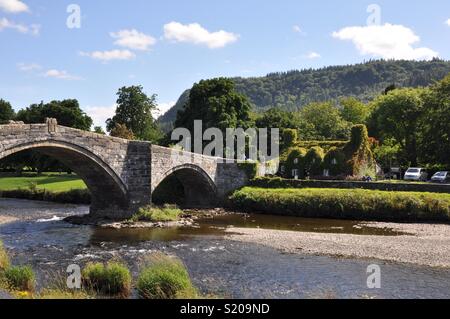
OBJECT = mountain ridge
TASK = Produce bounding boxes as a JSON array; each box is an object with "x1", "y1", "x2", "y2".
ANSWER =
[{"x1": 158, "y1": 59, "x2": 450, "y2": 131}]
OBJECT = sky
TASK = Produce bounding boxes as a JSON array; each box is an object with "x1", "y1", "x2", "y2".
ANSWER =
[{"x1": 1, "y1": 0, "x2": 449, "y2": 128}]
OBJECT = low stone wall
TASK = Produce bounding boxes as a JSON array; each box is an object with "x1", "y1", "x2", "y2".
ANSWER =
[{"x1": 250, "y1": 177, "x2": 450, "y2": 194}]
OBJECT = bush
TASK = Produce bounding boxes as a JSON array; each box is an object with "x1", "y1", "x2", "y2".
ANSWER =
[
  {"x1": 0, "y1": 188, "x2": 91, "y2": 205},
  {"x1": 130, "y1": 205, "x2": 182, "y2": 223},
  {"x1": 137, "y1": 253, "x2": 197, "y2": 299},
  {"x1": 0, "y1": 240, "x2": 9, "y2": 271},
  {"x1": 229, "y1": 187, "x2": 450, "y2": 222},
  {"x1": 4, "y1": 266, "x2": 35, "y2": 292},
  {"x1": 82, "y1": 261, "x2": 131, "y2": 297}
]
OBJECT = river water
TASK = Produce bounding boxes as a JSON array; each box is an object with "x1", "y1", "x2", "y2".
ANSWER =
[{"x1": 1, "y1": 198, "x2": 450, "y2": 299}]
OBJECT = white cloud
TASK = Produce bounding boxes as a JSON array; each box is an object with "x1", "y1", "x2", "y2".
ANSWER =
[
  {"x1": 0, "y1": 18, "x2": 40, "y2": 35},
  {"x1": 44, "y1": 69, "x2": 82, "y2": 80},
  {"x1": 163, "y1": 21, "x2": 239, "y2": 49},
  {"x1": 0, "y1": 0, "x2": 29, "y2": 13},
  {"x1": 17, "y1": 62, "x2": 41, "y2": 71},
  {"x1": 305, "y1": 52, "x2": 321, "y2": 59},
  {"x1": 110, "y1": 29, "x2": 156, "y2": 51},
  {"x1": 293, "y1": 25, "x2": 302, "y2": 33},
  {"x1": 79, "y1": 49, "x2": 136, "y2": 62},
  {"x1": 85, "y1": 105, "x2": 117, "y2": 129},
  {"x1": 446, "y1": 19, "x2": 450, "y2": 27},
  {"x1": 332, "y1": 23, "x2": 438, "y2": 61},
  {"x1": 153, "y1": 101, "x2": 175, "y2": 118}
]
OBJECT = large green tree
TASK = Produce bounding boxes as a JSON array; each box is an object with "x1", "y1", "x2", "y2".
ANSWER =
[
  {"x1": 368, "y1": 88, "x2": 425, "y2": 166},
  {"x1": 175, "y1": 78, "x2": 253, "y2": 132},
  {"x1": 16, "y1": 99, "x2": 92, "y2": 130},
  {"x1": 299, "y1": 102, "x2": 350, "y2": 140},
  {"x1": 0, "y1": 99, "x2": 15, "y2": 124},
  {"x1": 106, "y1": 86, "x2": 162, "y2": 142},
  {"x1": 339, "y1": 97, "x2": 371, "y2": 125},
  {"x1": 420, "y1": 74, "x2": 450, "y2": 167}
]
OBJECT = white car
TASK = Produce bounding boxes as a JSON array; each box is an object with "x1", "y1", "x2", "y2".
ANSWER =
[
  {"x1": 404, "y1": 168, "x2": 428, "y2": 182},
  {"x1": 431, "y1": 171, "x2": 449, "y2": 183}
]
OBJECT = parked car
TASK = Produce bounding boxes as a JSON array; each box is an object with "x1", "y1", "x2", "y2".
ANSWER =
[
  {"x1": 431, "y1": 171, "x2": 449, "y2": 183},
  {"x1": 404, "y1": 168, "x2": 428, "y2": 182}
]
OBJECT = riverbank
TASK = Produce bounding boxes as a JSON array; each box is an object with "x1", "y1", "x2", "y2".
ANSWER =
[
  {"x1": 229, "y1": 187, "x2": 450, "y2": 222},
  {"x1": 226, "y1": 222, "x2": 450, "y2": 268}
]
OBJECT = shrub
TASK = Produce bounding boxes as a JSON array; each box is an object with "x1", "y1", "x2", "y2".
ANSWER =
[
  {"x1": 137, "y1": 253, "x2": 197, "y2": 299},
  {"x1": 237, "y1": 162, "x2": 259, "y2": 179},
  {"x1": 344, "y1": 125, "x2": 376, "y2": 178},
  {"x1": 130, "y1": 205, "x2": 182, "y2": 223},
  {"x1": 0, "y1": 188, "x2": 91, "y2": 205},
  {"x1": 229, "y1": 187, "x2": 450, "y2": 222},
  {"x1": 0, "y1": 240, "x2": 9, "y2": 271},
  {"x1": 82, "y1": 261, "x2": 131, "y2": 297},
  {"x1": 4, "y1": 266, "x2": 35, "y2": 292}
]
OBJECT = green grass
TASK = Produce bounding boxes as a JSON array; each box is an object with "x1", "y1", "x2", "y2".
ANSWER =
[
  {"x1": 130, "y1": 205, "x2": 182, "y2": 223},
  {"x1": 230, "y1": 187, "x2": 450, "y2": 222},
  {"x1": 0, "y1": 240, "x2": 9, "y2": 271},
  {"x1": 3, "y1": 265, "x2": 35, "y2": 292},
  {"x1": 82, "y1": 261, "x2": 131, "y2": 298},
  {"x1": 137, "y1": 253, "x2": 198, "y2": 299},
  {"x1": 0, "y1": 173, "x2": 86, "y2": 192}
]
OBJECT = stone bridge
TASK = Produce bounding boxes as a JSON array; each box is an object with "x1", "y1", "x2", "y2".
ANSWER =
[{"x1": 0, "y1": 119, "x2": 252, "y2": 218}]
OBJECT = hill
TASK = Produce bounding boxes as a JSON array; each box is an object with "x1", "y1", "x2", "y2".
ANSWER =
[{"x1": 158, "y1": 59, "x2": 450, "y2": 131}]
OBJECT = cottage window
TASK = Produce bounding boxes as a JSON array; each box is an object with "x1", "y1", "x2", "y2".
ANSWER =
[
  {"x1": 293, "y1": 158, "x2": 299, "y2": 164},
  {"x1": 332, "y1": 158, "x2": 337, "y2": 165}
]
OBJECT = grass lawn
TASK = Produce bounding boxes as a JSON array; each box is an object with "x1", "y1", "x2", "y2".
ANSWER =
[{"x1": 0, "y1": 173, "x2": 87, "y2": 192}]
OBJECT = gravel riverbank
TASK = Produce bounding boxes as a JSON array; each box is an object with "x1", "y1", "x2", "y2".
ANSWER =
[{"x1": 226, "y1": 222, "x2": 450, "y2": 268}]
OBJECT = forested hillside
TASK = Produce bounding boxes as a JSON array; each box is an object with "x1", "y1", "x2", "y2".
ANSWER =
[{"x1": 158, "y1": 59, "x2": 450, "y2": 130}]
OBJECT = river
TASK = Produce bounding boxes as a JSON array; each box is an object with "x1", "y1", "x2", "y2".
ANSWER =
[{"x1": 1, "y1": 198, "x2": 450, "y2": 299}]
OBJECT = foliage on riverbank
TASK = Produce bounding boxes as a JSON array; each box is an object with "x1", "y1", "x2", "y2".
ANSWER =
[
  {"x1": 82, "y1": 261, "x2": 132, "y2": 298},
  {"x1": 0, "y1": 173, "x2": 87, "y2": 192},
  {"x1": 3, "y1": 266, "x2": 35, "y2": 292},
  {"x1": 0, "y1": 241, "x2": 9, "y2": 271},
  {"x1": 0, "y1": 188, "x2": 91, "y2": 205},
  {"x1": 229, "y1": 187, "x2": 450, "y2": 222},
  {"x1": 137, "y1": 253, "x2": 198, "y2": 299},
  {"x1": 130, "y1": 205, "x2": 182, "y2": 223}
]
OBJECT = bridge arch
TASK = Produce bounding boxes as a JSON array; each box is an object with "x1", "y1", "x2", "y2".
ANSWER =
[
  {"x1": 152, "y1": 164, "x2": 218, "y2": 207},
  {"x1": 0, "y1": 140, "x2": 129, "y2": 214}
]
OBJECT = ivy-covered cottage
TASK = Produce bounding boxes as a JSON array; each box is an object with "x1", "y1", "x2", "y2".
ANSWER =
[{"x1": 279, "y1": 125, "x2": 377, "y2": 180}]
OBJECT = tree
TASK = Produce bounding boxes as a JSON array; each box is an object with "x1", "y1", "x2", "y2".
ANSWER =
[
  {"x1": 0, "y1": 99, "x2": 15, "y2": 124},
  {"x1": 300, "y1": 102, "x2": 350, "y2": 140},
  {"x1": 93, "y1": 126, "x2": 106, "y2": 135},
  {"x1": 339, "y1": 97, "x2": 370, "y2": 125},
  {"x1": 175, "y1": 78, "x2": 253, "y2": 132},
  {"x1": 369, "y1": 88, "x2": 425, "y2": 166},
  {"x1": 16, "y1": 99, "x2": 92, "y2": 130},
  {"x1": 419, "y1": 74, "x2": 450, "y2": 167},
  {"x1": 106, "y1": 86, "x2": 162, "y2": 142},
  {"x1": 110, "y1": 123, "x2": 135, "y2": 140}
]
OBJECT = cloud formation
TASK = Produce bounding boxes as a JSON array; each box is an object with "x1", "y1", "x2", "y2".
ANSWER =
[
  {"x1": 164, "y1": 21, "x2": 238, "y2": 49},
  {"x1": 17, "y1": 62, "x2": 41, "y2": 71},
  {"x1": 110, "y1": 29, "x2": 156, "y2": 51},
  {"x1": 305, "y1": 52, "x2": 320, "y2": 59},
  {"x1": 446, "y1": 19, "x2": 450, "y2": 27},
  {"x1": 79, "y1": 49, "x2": 136, "y2": 62},
  {"x1": 44, "y1": 69, "x2": 82, "y2": 80},
  {"x1": 85, "y1": 105, "x2": 117, "y2": 129},
  {"x1": 0, "y1": 17, "x2": 39, "y2": 35},
  {"x1": 332, "y1": 23, "x2": 438, "y2": 61},
  {"x1": 0, "y1": 0, "x2": 28, "y2": 13}
]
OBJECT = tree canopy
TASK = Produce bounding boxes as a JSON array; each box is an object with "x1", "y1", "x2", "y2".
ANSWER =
[
  {"x1": 106, "y1": 85, "x2": 162, "y2": 142},
  {"x1": 0, "y1": 99, "x2": 15, "y2": 124}
]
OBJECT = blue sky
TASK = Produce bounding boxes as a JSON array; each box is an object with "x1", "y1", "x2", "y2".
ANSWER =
[{"x1": 1, "y1": 0, "x2": 449, "y2": 127}]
